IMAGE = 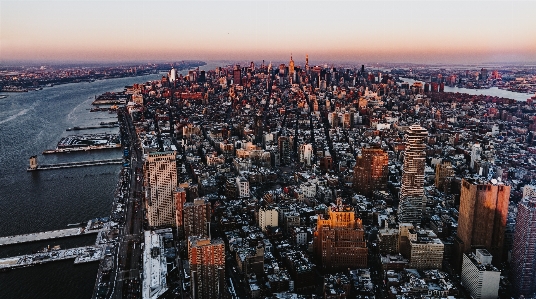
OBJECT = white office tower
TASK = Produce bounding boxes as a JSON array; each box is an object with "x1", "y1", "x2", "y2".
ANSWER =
[{"x1": 461, "y1": 249, "x2": 500, "y2": 299}]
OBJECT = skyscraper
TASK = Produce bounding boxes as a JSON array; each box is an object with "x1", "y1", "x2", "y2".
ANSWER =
[
  {"x1": 353, "y1": 148, "x2": 389, "y2": 197},
  {"x1": 233, "y1": 65, "x2": 241, "y2": 86},
  {"x1": 510, "y1": 196, "x2": 536, "y2": 297},
  {"x1": 398, "y1": 125, "x2": 428, "y2": 224},
  {"x1": 188, "y1": 236, "x2": 225, "y2": 299},
  {"x1": 457, "y1": 178, "x2": 510, "y2": 266},
  {"x1": 144, "y1": 151, "x2": 177, "y2": 227},
  {"x1": 313, "y1": 200, "x2": 368, "y2": 271},
  {"x1": 289, "y1": 54, "x2": 295, "y2": 77}
]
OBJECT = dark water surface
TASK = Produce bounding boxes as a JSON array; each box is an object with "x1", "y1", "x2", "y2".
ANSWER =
[{"x1": 0, "y1": 74, "x2": 159, "y2": 299}]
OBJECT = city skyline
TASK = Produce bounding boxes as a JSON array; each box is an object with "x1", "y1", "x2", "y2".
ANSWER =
[{"x1": 2, "y1": 0, "x2": 536, "y2": 64}]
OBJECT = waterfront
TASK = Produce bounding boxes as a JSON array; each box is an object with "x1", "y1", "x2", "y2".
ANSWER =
[
  {"x1": 400, "y1": 77, "x2": 534, "y2": 102},
  {"x1": 0, "y1": 74, "x2": 160, "y2": 299}
]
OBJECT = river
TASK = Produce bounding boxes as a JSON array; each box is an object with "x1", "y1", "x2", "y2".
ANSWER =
[
  {"x1": 0, "y1": 73, "x2": 161, "y2": 299},
  {"x1": 399, "y1": 77, "x2": 534, "y2": 102}
]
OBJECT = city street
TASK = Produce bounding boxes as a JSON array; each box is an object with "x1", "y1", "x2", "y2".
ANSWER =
[{"x1": 92, "y1": 107, "x2": 145, "y2": 299}]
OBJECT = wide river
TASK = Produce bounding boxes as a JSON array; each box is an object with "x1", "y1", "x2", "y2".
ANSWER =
[
  {"x1": 0, "y1": 62, "x2": 221, "y2": 299},
  {"x1": 0, "y1": 73, "x2": 162, "y2": 299}
]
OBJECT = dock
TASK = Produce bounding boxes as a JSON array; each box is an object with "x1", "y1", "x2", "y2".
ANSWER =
[
  {"x1": 66, "y1": 124, "x2": 118, "y2": 131},
  {"x1": 0, "y1": 246, "x2": 104, "y2": 270},
  {"x1": 0, "y1": 227, "x2": 99, "y2": 246},
  {"x1": 42, "y1": 145, "x2": 121, "y2": 154},
  {"x1": 27, "y1": 158, "x2": 123, "y2": 171},
  {"x1": 41, "y1": 133, "x2": 121, "y2": 155}
]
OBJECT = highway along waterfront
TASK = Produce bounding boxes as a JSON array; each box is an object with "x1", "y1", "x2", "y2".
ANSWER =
[{"x1": 0, "y1": 74, "x2": 161, "y2": 299}]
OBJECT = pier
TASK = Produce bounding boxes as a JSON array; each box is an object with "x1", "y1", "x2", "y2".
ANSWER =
[
  {"x1": 41, "y1": 133, "x2": 121, "y2": 154},
  {"x1": 0, "y1": 226, "x2": 101, "y2": 246},
  {"x1": 42, "y1": 145, "x2": 121, "y2": 154},
  {"x1": 66, "y1": 124, "x2": 118, "y2": 131},
  {"x1": 0, "y1": 246, "x2": 104, "y2": 270},
  {"x1": 27, "y1": 158, "x2": 123, "y2": 171},
  {"x1": 0, "y1": 218, "x2": 110, "y2": 270}
]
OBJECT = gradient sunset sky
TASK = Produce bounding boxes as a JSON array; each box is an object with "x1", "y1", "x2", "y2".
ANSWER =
[{"x1": 1, "y1": 0, "x2": 535, "y2": 64}]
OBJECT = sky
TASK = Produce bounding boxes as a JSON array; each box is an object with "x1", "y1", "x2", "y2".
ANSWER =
[{"x1": 1, "y1": 0, "x2": 536, "y2": 64}]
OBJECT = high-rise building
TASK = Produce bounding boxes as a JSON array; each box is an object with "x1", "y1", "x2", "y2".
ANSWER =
[
  {"x1": 480, "y1": 68, "x2": 488, "y2": 81},
  {"x1": 236, "y1": 176, "x2": 250, "y2": 198},
  {"x1": 461, "y1": 249, "x2": 500, "y2": 299},
  {"x1": 510, "y1": 196, "x2": 536, "y2": 297},
  {"x1": 188, "y1": 236, "x2": 225, "y2": 299},
  {"x1": 169, "y1": 67, "x2": 177, "y2": 83},
  {"x1": 435, "y1": 160, "x2": 454, "y2": 193},
  {"x1": 457, "y1": 178, "x2": 510, "y2": 266},
  {"x1": 184, "y1": 197, "x2": 211, "y2": 238},
  {"x1": 144, "y1": 151, "x2": 177, "y2": 227},
  {"x1": 313, "y1": 201, "x2": 368, "y2": 271},
  {"x1": 398, "y1": 125, "x2": 428, "y2": 224},
  {"x1": 175, "y1": 187, "x2": 187, "y2": 236},
  {"x1": 407, "y1": 229, "x2": 444, "y2": 270},
  {"x1": 378, "y1": 228, "x2": 399, "y2": 255},
  {"x1": 353, "y1": 148, "x2": 389, "y2": 197},
  {"x1": 299, "y1": 143, "x2": 313, "y2": 166},
  {"x1": 258, "y1": 207, "x2": 278, "y2": 232},
  {"x1": 289, "y1": 54, "x2": 295, "y2": 77},
  {"x1": 233, "y1": 65, "x2": 241, "y2": 86},
  {"x1": 470, "y1": 143, "x2": 482, "y2": 170},
  {"x1": 522, "y1": 184, "x2": 536, "y2": 199},
  {"x1": 278, "y1": 136, "x2": 291, "y2": 166}
]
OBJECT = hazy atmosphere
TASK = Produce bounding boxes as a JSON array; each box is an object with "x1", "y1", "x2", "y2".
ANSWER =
[{"x1": 2, "y1": 0, "x2": 536, "y2": 64}]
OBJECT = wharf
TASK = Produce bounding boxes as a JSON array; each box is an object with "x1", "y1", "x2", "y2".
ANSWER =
[
  {"x1": 66, "y1": 124, "x2": 118, "y2": 131},
  {"x1": 42, "y1": 145, "x2": 121, "y2": 154},
  {"x1": 0, "y1": 246, "x2": 104, "y2": 270},
  {"x1": 27, "y1": 158, "x2": 123, "y2": 171},
  {"x1": 92, "y1": 99, "x2": 126, "y2": 105},
  {"x1": 0, "y1": 227, "x2": 99, "y2": 246}
]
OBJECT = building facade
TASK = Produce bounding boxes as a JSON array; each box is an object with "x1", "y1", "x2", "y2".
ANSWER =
[
  {"x1": 184, "y1": 197, "x2": 211, "y2": 238},
  {"x1": 398, "y1": 125, "x2": 428, "y2": 224},
  {"x1": 461, "y1": 249, "x2": 500, "y2": 299},
  {"x1": 236, "y1": 176, "x2": 250, "y2": 198},
  {"x1": 435, "y1": 160, "x2": 454, "y2": 193},
  {"x1": 278, "y1": 136, "x2": 291, "y2": 166},
  {"x1": 408, "y1": 229, "x2": 444, "y2": 270},
  {"x1": 188, "y1": 237, "x2": 225, "y2": 299},
  {"x1": 144, "y1": 151, "x2": 177, "y2": 227},
  {"x1": 313, "y1": 202, "x2": 368, "y2": 271},
  {"x1": 457, "y1": 178, "x2": 510, "y2": 266},
  {"x1": 353, "y1": 148, "x2": 389, "y2": 197},
  {"x1": 258, "y1": 207, "x2": 278, "y2": 232},
  {"x1": 510, "y1": 196, "x2": 536, "y2": 297},
  {"x1": 175, "y1": 187, "x2": 187, "y2": 236}
]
